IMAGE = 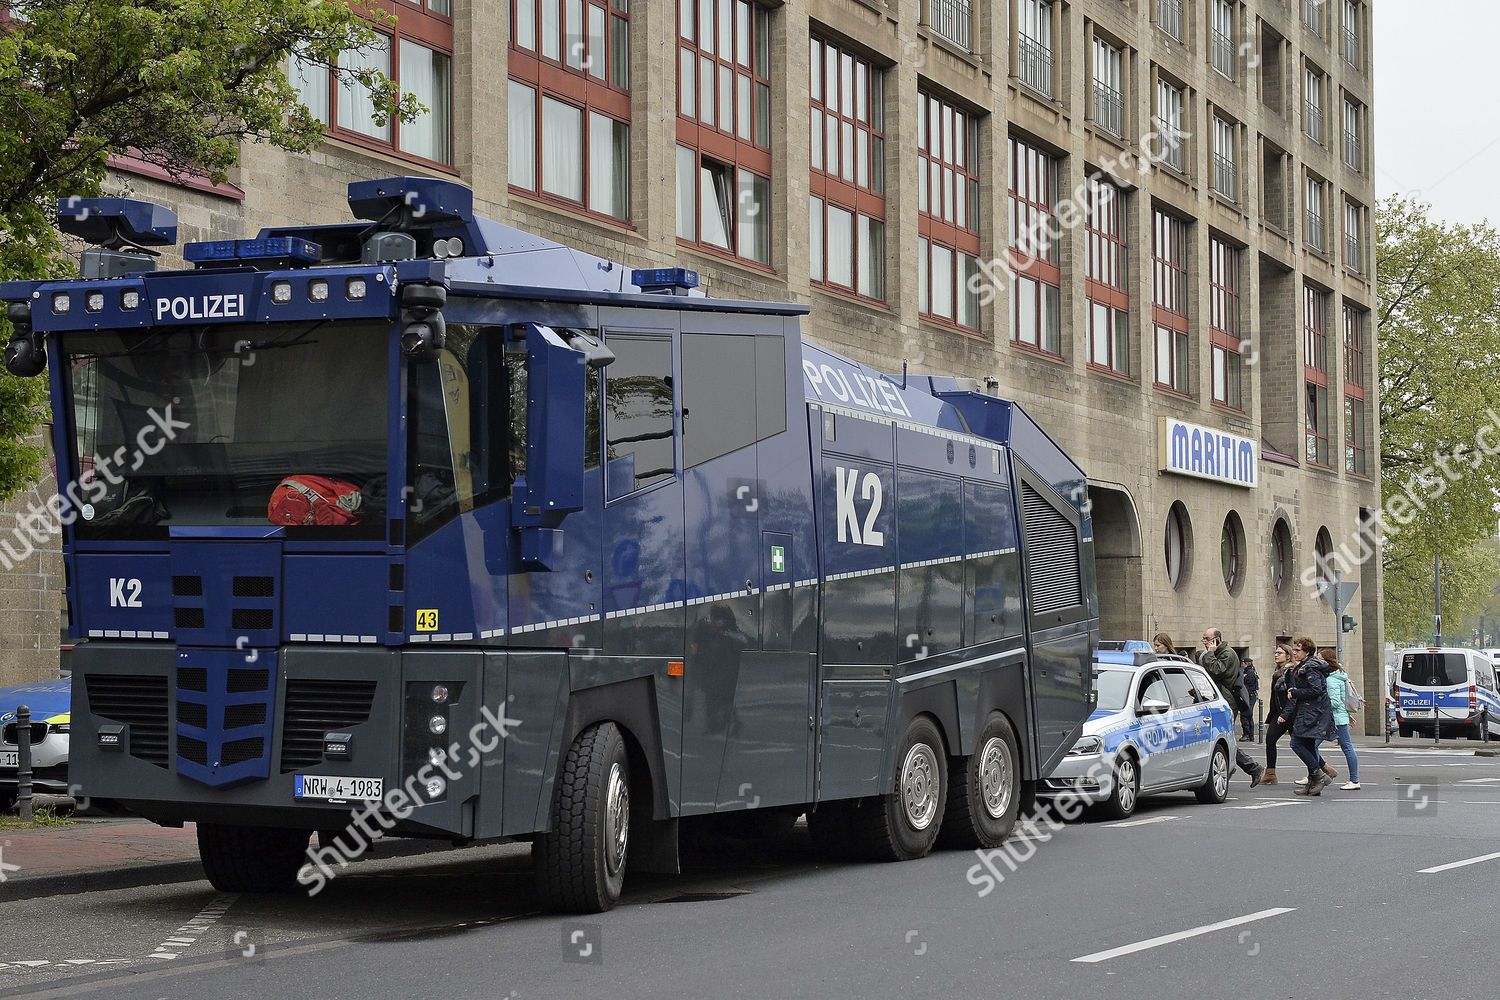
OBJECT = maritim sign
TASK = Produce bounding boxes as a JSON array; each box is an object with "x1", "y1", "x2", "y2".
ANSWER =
[{"x1": 1158, "y1": 418, "x2": 1257, "y2": 489}]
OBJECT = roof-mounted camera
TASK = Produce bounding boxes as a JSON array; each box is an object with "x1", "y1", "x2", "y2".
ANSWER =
[
  {"x1": 57, "y1": 197, "x2": 179, "y2": 279},
  {"x1": 347, "y1": 177, "x2": 475, "y2": 264}
]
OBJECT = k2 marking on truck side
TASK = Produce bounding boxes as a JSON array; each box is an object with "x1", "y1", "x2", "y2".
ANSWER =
[{"x1": 835, "y1": 466, "x2": 885, "y2": 547}]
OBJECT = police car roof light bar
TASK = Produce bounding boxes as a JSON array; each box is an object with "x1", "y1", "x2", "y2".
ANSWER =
[
  {"x1": 632, "y1": 268, "x2": 699, "y2": 294},
  {"x1": 56, "y1": 197, "x2": 178, "y2": 251},
  {"x1": 183, "y1": 236, "x2": 323, "y2": 269}
]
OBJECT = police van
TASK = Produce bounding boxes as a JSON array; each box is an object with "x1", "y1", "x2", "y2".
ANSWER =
[{"x1": 1395, "y1": 648, "x2": 1500, "y2": 739}]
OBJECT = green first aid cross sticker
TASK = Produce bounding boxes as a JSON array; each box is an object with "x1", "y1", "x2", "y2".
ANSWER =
[{"x1": 770, "y1": 545, "x2": 786, "y2": 574}]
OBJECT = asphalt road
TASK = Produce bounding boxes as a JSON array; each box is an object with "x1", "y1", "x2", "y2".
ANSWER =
[{"x1": 4, "y1": 742, "x2": 1500, "y2": 999}]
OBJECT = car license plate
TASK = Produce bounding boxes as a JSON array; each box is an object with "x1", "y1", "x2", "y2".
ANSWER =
[
  {"x1": 0, "y1": 751, "x2": 16, "y2": 768},
  {"x1": 1405, "y1": 708, "x2": 1433, "y2": 718},
  {"x1": 294, "y1": 774, "x2": 383, "y2": 801}
]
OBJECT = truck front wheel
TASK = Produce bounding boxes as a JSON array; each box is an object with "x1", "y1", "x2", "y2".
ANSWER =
[
  {"x1": 533, "y1": 722, "x2": 631, "y2": 913},
  {"x1": 197, "y1": 823, "x2": 310, "y2": 893}
]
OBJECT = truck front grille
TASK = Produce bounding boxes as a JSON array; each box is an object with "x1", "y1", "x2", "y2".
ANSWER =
[
  {"x1": 84, "y1": 674, "x2": 170, "y2": 768},
  {"x1": 280, "y1": 679, "x2": 378, "y2": 772}
]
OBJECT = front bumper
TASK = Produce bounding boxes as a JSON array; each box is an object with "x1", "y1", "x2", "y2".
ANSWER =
[
  {"x1": 0, "y1": 733, "x2": 70, "y2": 794},
  {"x1": 1037, "y1": 751, "x2": 1112, "y2": 805}
]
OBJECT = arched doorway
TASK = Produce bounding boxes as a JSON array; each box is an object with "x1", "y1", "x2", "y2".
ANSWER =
[{"x1": 1088, "y1": 483, "x2": 1144, "y2": 639}]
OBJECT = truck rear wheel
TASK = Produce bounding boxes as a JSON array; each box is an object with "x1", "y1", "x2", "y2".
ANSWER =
[
  {"x1": 533, "y1": 722, "x2": 631, "y2": 913},
  {"x1": 197, "y1": 823, "x2": 310, "y2": 893},
  {"x1": 937, "y1": 712, "x2": 1021, "y2": 849},
  {"x1": 847, "y1": 716, "x2": 947, "y2": 862}
]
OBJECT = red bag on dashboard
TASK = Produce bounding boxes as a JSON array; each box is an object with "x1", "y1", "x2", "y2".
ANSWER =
[{"x1": 267, "y1": 476, "x2": 363, "y2": 526}]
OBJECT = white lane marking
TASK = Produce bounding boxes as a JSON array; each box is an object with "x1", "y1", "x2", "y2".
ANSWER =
[
  {"x1": 1071, "y1": 908, "x2": 1297, "y2": 964},
  {"x1": 147, "y1": 895, "x2": 237, "y2": 961},
  {"x1": 1105, "y1": 815, "x2": 1180, "y2": 828},
  {"x1": 1227, "y1": 800, "x2": 1304, "y2": 810},
  {"x1": 1418, "y1": 851, "x2": 1500, "y2": 875},
  {"x1": 1459, "y1": 777, "x2": 1500, "y2": 784}
]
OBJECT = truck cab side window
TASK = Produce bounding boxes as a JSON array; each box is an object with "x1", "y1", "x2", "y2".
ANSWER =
[{"x1": 604, "y1": 334, "x2": 674, "y2": 498}]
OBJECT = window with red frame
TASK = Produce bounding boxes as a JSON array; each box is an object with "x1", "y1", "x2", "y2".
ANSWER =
[
  {"x1": 1086, "y1": 177, "x2": 1129, "y2": 375},
  {"x1": 1343, "y1": 302, "x2": 1367, "y2": 475},
  {"x1": 290, "y1": 0, "x2": 453, "y2": 166},
  {"x1": 508, "y1": 0, "x2": 631, "y2": 219},
  {"x1": 1152, "y1": 209, "x2": 1190, "y2": 392},
  {"x1": 1209, "y1": 236, "x2": 1242, "y2": 408},
  {"x1": 1009, "y1": 135, "x2": 1060, "y2": 353},
  {"x1": 918, "y1": 92, "x2": 981, "y2": 329},
  {"x1": 1304, "y1": 283, "x2": 1331, "y2": 467},
  {"x1": 809, "y1": 37, "x2": 885, "y2": 300},
  {"x1": 675, "y1": 0, "x2": 772, "y2": 264}
]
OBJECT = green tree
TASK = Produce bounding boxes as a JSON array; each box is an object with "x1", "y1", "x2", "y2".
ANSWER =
[
  {"x1": 1377, "y1": 196, "x2": 1500, "y2": 641},
  {"x1": 0, "y1": 0, "x2": 420, "y2": 501}
]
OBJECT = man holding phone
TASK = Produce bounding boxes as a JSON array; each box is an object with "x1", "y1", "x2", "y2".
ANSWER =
[{"x1": 1199, "y1": 627, "x2": 1265, "y2": 786}]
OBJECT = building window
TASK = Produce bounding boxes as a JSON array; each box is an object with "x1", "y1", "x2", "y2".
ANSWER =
[
  {"x1": 1009, "y1": 135, "x2": 1061, "y2": 353},
  {"x1": 1211, "y1": 0, "x2": 1236, "y2": 79},
  {"x1": 1212, "y1": 116, "x2": 1236, "y2": 200},
  {"x1": 1344, "y1": 201, "x2": 1363, "y2": 274},
  {"x1": 1344, "y1": 395, "x2": 1367, "y2": 476},
  {"x1": 292, "y1": 4, "x2": 454, "y2": 166},
  {"x1": 919, "y1": 93, "x2": 980, "y2": 328},
  {"x1": 1342, "y1": 98, "x2": 1362, "y2": 171},
  {"x1": 1342, "y1": 0, "x2": 1360, "y2": 66},
  {"x1": 1086, "y1": 178, "x2": 1130, "y2": 376},
  {"x1": 1165, "y1": 500, "x2": 1191, "y2": 590},
  {"x1": 1303, "y1": 0, "x2": 1324, "y2": 37},
  {"x1": 1158, "y1": 0, "x2": 1183, "y2": 42},
  {"x1": 1305, "y1": 175, "x2": 1326, "y2": 252},
  {"x1": 1092, "y1": 38, "x2": 1124, "y2": 137},
  {"x1": 1314, "y1": 527, "x2": 1334, "y2": 591},
  {"x1": 510, "y1": 0, "x2": 631, "y2": 218},
  {"x1": 1303, "y1": 67, "x2": 1323, "y2": 143},
  {"x1": 1221, "y1": 511, "x2": 1245, "y2": 595},
  {"x1": 929, "y1": 0, "x2": 972, "y2": 51},
  {"x1": 1154, "y1": 78, "x2": 1185, "y2": 172},
  {"x1": 676, "y1": 0, "x2": 772, "y2": 263},
  {"x1": 1271, "y1": 518, "x2": 1293, "y2": 594},
  {"x1": 810, "y1": 38, "x2": 885, "y2": 300},
  {"x1": 1152, "y1": 209, "x2": 1190, "y2": 392},
  {"x1": 1344, "y1": 303, "x2": 1367, "y2": 476},
  {"x1": 1209, "y1": 237, "x2": 1242, "y2": 409},
  {"x1": 1017, "y1": 0, "x2": 1054, "y2": 98},
  {"x1": 1304, "y1": 284, "x2": 1331, "y2": 467},
  {"x1": 1343, "y1": 302, "x2": 1365, "y2": 389}
]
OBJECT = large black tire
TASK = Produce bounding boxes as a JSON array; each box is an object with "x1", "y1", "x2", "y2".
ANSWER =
[
  {"x1": 197, "y1": 823, "x2": 310, "y2": 893},
  {"x1": 1097, "y1": 751, "x2": 1140, "y2": 820},
  {"x1": 937, "y1": 712, "x2": 1022, "y2": 849},
  {"x1": 806, "y1": 801, "x2": 853, "y2": 859},
  {"x1": 533, "y1": 721, "x2": 631, "y2": 913},
  {"x1": 846, "y1": 716, "x2": 947, "y2": 862},
  {"x1": 1194, "y1": 742, "x2": 1232, "y2": 804}
]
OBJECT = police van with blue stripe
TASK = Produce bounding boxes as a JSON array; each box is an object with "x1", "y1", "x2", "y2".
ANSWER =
[{"x1": 1395, "y1": 648, "x2": 1500, "y2": 739}]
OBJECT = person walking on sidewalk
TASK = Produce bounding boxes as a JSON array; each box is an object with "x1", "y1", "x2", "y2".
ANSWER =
[
  {"x1": 1282, "y1": 636, "x2": 1336, "y2": 795},
  {"x1": 1199, "y1": 627, "x2": 1265, "y2": 786},
  {"x1": 1241, "y1": 657, "x2": 1260, "y2": 741},
  {"x1": 1322, "y1": 647, "x2": 1362, "y2": 790},
  {"x1": 1262, "y1": 644, "x2": 1296, "y2": 784}
]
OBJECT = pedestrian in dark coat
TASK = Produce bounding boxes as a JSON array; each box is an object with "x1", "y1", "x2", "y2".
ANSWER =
[
  {"x1": 1199, "y1": 627, "x2": 1264, "y2": 785},
  {"x1": 1281, "y1": 635, "x2": 1336, "y2": 795},
  {"x1": 1241, "y1": 658, "x2": 1260, "y2": 741},
  {"x1": 1262, "y1": 644, "x2": 1295, "y2": 783}
]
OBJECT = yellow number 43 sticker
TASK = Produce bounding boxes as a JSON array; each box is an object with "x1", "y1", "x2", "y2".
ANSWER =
[{"x1": 415, "y1": 609, "x2": 440, "y2": 632}]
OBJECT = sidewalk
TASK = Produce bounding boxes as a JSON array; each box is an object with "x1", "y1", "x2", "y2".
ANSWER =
[{"x1": 0, "y1": 817, "x2": 204, "y2": 902}]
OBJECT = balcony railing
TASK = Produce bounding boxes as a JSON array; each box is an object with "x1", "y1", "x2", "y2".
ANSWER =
[
  {"x1": 1213, "y1": 154, "x2": 1237, "y2": 200},
  {"x1": 1306, "y1": 209, "x2": 1325, "y2": 251},
  {"x1": 1343, "y1": 131, "x2": 1361, "y2": 170},
  {"x1": 1342, "y1": 24, "x2": 1360, "y2": 65},
  {"x1": 1153, "y1": 117, "x2": 1185, "y2": 172},
  {"x1": 1211, "y1": 30, "x2": 1236, "y2": 78},
  {"x1": 1017, "y1": 35, "x2": 1054, "y2": 98},
  {"x1": 1345, "y1": 233, "x2": 1362, "y2": 273},
  {"x1": 1302, "y1": 0, "x2": 1323, "y2": 35},
  {"x1": 1093, "y1": 81, "x2": 1123, "y2": 137},
  {"x1": 929, "y1": 0, "x2": 972, "y2": 51},
  {"x1": 1304, "y1": 101, "x2": 1323, "y2": 143},
  {"x1": 1158, "y1": 0, "x2": 1183, "y2": 41}
]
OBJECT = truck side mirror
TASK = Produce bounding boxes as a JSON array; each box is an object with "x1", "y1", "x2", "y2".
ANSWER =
[{"x1": 511, "y1": 324, "x2": 593, "y2": 569}]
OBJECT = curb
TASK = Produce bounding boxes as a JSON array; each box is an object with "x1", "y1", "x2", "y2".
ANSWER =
[{"x1": 3, "y1": 859, "x2": 207, "y2": 903}]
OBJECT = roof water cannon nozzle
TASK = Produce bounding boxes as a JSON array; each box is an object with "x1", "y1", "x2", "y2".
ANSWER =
[{"x1": 57, "y1": 196, "x2": 178, "y2": 279}]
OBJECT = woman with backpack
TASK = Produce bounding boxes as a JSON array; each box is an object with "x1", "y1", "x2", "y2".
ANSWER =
[{"x1": 1322, "y1": 647, "x2": 1362, "y2": 790}]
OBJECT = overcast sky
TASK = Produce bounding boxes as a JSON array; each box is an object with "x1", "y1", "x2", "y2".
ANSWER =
[{"x1": 1374, "y1": 1, "x2": 1500, "y2": 227}]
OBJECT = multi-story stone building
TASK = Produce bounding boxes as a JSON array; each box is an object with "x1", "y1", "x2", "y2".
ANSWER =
[{"x1": 0, "y1": 0, "x2": 1383, "y2": 729}]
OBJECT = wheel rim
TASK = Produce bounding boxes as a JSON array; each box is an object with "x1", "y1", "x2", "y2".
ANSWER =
[
  {"x1": 978, "y1": 736, "x2": 1014, "y2": 820},
  {"x1": 605, "y1": 761, "x2": 629, "y2": 877},
  {"x1": 900, "y1": 742, "x2": 941, "y2": 830},
  {"x1": 1212, "y1": 749, "x2": 1229, "y2": 797},
  {"x1": 1117, "y1": 760, "x2": 1137, "y2": 811}
]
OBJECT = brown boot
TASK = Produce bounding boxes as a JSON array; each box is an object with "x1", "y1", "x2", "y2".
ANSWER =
[
  {"x1": 1261, "y1": 768, "x2": 1278, "y2": 785},
  {"x1": 1321, "y1": 763, "x2": 1338, "y2": 780}
]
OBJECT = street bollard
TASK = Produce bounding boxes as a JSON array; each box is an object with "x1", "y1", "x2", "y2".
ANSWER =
[
  {"x1": 16, "y1": 704, "x2": 33, "y2": 823},
  {"x1": 1483, "y1": 707, "x2": 1490, "y2": 744},
  {"x1": 1434, "y1": 701, "x2": 1441, "y2": 745}
]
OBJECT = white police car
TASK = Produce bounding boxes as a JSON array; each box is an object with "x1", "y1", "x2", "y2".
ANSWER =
[
  {"x1": 1040, "y1": 654, "x2": 1237, "y2": 819},
  {"x1": 0, "y1": 677, "x2": 71, "y2": 811}
]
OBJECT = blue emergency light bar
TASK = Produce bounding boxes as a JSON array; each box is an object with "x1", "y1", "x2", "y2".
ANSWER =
[
  {"x1": 632, "y1": 268, "x2": 699, "y2": 293},
  {"x1": 183, "y1": 237, "x2": 322, "y2": 268}
]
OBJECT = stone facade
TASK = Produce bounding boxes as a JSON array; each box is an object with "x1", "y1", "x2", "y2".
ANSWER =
[{"x1": 0, "y1": 0, "x2": 1384, "y2": 730}]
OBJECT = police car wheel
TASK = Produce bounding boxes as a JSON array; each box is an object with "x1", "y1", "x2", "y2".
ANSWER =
[
  {"x1": 937, "y1": 712, "x2": 1020, "y2": 850},
  {"x1": 848, "y1": 716, "x2": 947, "y2": 862},
  {"x1": 1098, "y1": 753, "x2": 1139, "y2": 820},
  {"x1": 534, "y1": 721, "x2": 631, "y2": 913},
  {"x1": 1195, "y1": 743, "x2": 1231, "y2": 804},
  {"x1": 197, "y1": 823, "x2": 310, "y2": 893}
]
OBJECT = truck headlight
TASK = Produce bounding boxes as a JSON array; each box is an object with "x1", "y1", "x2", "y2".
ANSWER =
[{"x1": 1067, "y1": 736, "x2": 1103, "y2": 757}]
